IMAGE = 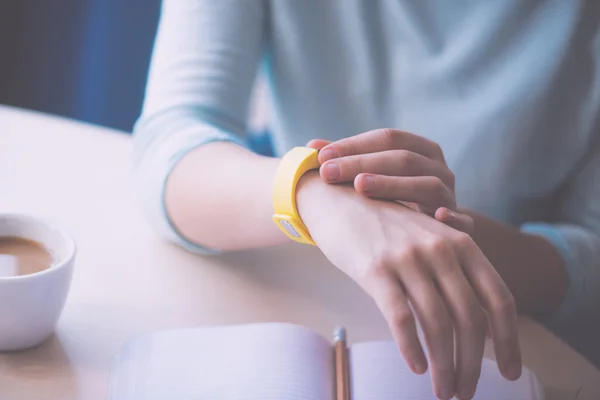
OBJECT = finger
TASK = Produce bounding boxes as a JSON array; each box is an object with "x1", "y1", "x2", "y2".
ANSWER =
[
  {"x1": 306, "y1": 139, "x2": 331, "y2": 150},
  {"x1": 319, "y1": 128, "x2": 445, "y2": 163},
  {"x1": 456, "y1": 235, "x2": 522, "y2": 381},
  {"x1": 435, "y1": 207, "x2": 475, "y2": 234},
  {"x1": 320, "y1": 150, "x2": 453, "y2": 189},
  {"x1": 366, "y1": 272, "x2": 428, "y2": 375},
  {"x1": 355, "y1": 174, "x2": 457, "y2": 211},
  {"x1": 399, "y1": 252, "x2": 455, "y2": 400},
  {"x1": 433, "y1": 253, "x2": 486, "y2": 400}
]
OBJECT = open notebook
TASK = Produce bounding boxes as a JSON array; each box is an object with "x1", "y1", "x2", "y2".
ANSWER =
[{"x1": 110, "y1": 323, "x2": 543, "y2": 400}]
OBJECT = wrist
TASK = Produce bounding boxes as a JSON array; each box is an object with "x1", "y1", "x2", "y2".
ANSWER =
[
  {"x1": 296, "y1": 170, "x2": 326, "y2": 226},
  {"x1": 296, "y1": 170, "x2": 358, "y2": 229},
  {"x1": 455, "y1": 208, "x2": 568, "y2": 317}
]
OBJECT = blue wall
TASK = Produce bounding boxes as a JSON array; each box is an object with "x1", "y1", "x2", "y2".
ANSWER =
[
  {"x1": 75, "y1": 1, "x2": 161, "y2": 131},
  {"x1": 0, "y1": 0, "x2": 160, "y2": 133},
  {"x1": 0, "y1": 1, "x2": 272, "y2": 154}
]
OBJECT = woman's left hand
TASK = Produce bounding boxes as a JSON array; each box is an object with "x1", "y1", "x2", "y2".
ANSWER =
[{"x1": 307, "y1": 129, "x2": 473, "y2": 233}]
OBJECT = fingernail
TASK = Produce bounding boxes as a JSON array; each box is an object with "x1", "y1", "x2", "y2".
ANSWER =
[
  {"x1": 362, "y1": 175, "x2": 375, "y2": 192},
  {"x1": 319, "y1": 148, "x2": 337, "y2": 162},
  {"x1": 323, "y1": 163, "x2": 340, "y2": 181},
  {"x1": 457, "y1": 386, "x2": 476, "y2": 400},
  {"x1": 413, "y1": 360, "x2": 427, "y2": 375},
  {"x1": 445, "y1": 209, "x2": 458, "y2": 218},
  {"x1": 439, "y1": 386, "x2": 454, "y2": 400},
  {"x1": 506, "y1": 361, "x2": 522, "y2": 380}
]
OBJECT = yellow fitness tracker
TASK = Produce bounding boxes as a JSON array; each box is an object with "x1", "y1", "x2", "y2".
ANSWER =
[{"x1": 272, "y1": 147, "x2": 321, "y2": 245}]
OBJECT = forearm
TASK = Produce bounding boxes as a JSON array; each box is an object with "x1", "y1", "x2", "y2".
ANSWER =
[
  {"x1": 165, "y1": 141, "x2": 288, "y2": 251},
  {"x1": 460, "y1": 208, "x2": 568, "y2": 319}
]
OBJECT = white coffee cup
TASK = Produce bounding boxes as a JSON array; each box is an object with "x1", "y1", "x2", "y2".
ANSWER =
[{"x1": 0, "y1": 213, "x2": 76, "y2": 351}]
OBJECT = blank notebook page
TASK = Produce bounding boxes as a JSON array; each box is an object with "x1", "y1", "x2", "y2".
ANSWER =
[
  {"x1": 110, "y1": 323, "x2": 334, "y2": 400},
  {"x1": 349, "y1": 341, "x2": 543, "y2": 400}
]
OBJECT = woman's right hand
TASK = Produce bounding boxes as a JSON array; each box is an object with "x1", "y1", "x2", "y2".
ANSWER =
[
  {"x1": 296, "y1": 171, "x2": 521, "y2": 400},
  {"x1": 306, "y1": 134, "x2": 474, "y2": 234}
]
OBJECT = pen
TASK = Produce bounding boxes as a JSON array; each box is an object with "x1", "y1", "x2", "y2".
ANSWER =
[{"x1": 334, "y1": 327, "x2": 350, "y2": 400}]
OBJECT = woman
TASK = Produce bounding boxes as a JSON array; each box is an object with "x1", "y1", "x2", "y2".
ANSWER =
[{"x1": 133, "y1": 1, "x2": 600, "y2": 399}]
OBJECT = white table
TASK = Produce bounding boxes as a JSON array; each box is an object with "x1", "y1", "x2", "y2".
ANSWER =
[{"x1": 0, "y1": 106, "x2": 599, "y2": 400}]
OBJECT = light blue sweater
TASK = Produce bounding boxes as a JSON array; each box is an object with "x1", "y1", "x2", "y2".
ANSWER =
[{"x1": 133, "y1": 1, "x2": 600, "y2": 364}]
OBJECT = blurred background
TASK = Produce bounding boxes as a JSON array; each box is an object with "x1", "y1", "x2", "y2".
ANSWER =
[{"x1": 0, "y1": 0, "x2": 272, "y2": 154}]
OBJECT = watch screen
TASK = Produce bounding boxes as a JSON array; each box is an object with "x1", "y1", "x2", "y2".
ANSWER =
[{"x1": 280, "y1": 220, "x2": 300, "y2": 238}]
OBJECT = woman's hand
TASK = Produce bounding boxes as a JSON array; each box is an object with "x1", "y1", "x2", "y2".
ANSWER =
[
  {"x1": 297, "y1": 172, "x2": 521, "y2": 400},
  {"x1": 307, "y1": 129, "x2": 473, "y2": 233}
]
